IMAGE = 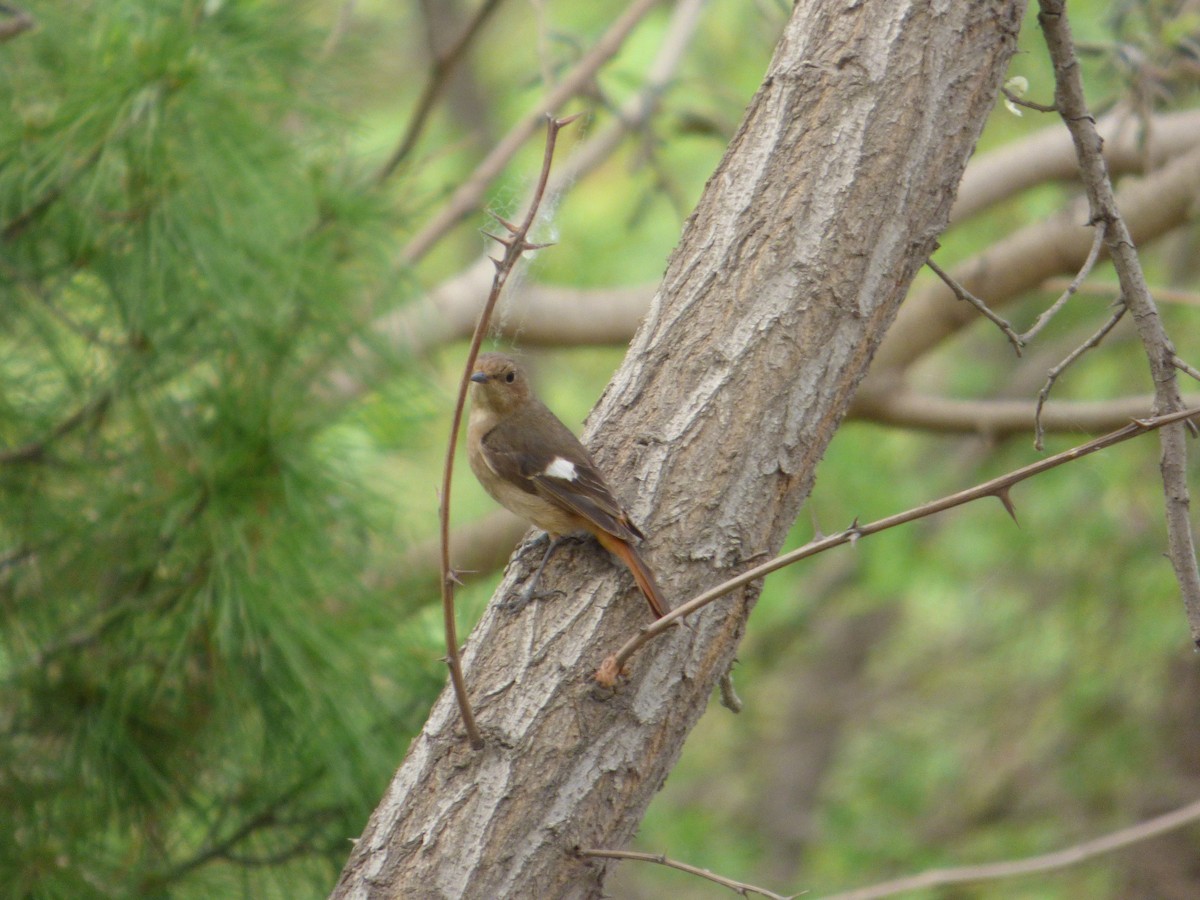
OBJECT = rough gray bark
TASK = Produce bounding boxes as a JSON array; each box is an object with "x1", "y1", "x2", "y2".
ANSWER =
[{"x1": 332, "y1": 2, "x2": 1026, "y2": 898}]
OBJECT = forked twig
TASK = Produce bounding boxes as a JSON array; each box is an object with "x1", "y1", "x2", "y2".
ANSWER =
[
  {"x1": 597, "y1": 406, "x2": 1200, "y2": 682},
  {"x1": 1034, "y1": 300, "x2": 1126, "y2": 450},
  {"x1": 926, "y1": 257, "x2": 1024, "y2": 355},
  {"x1": 439, "y1": 114, "x2": 579, "y2": 749},
  {"x1": 575, "y1": 847, "x2": 797, "y2": 900},
  {"x1": 1020, "y1": 221, "x2": 1108, "y2": 344},
  {"x1": 1039, "y1": 0, "x2": 1200, "y2": 644}
]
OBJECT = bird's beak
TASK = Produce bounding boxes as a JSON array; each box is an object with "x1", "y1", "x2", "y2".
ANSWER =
[{"x1": 470, "y1": 371, "x2": 488, "y2": 384}]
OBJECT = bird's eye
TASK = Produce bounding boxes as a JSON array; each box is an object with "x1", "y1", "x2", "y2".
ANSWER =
[{"x1": 505, "y1": 371, "x2": 515, "y2": 383}]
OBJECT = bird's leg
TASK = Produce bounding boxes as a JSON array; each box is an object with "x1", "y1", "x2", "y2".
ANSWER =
[{"x1": 505, "y1": 533, "x2": 576, "y2": 612}]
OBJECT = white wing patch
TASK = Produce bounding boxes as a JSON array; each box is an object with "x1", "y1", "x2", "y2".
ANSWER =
[{"x1": 542, "y1": 457, "x2": 577, "y2": 481}]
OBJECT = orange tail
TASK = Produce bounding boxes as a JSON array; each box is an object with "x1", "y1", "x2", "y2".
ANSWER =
[{"x1": 595, "y1": 531, "x2": 670, "y2": 619}]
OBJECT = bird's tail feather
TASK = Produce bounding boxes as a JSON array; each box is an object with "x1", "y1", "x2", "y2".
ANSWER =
[{"x1": 596, "y1": 531, "x2": 670, "y2": 619}]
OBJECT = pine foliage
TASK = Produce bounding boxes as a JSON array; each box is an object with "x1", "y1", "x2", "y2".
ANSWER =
[{"x1": 1, "y1": 3, "x2": 430, "y2": 895}]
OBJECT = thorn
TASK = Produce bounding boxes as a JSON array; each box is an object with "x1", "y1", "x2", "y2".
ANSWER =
[
  {"x1": 448, "y1": 568, "x2": 465, "y2": 587},
  {"x1": 521, "y1": 240, "x2": 556, "y2": 252},
  {"x1": 481, "y1": 230, "x2": 512, "y2": 247},
  {"x1": 1131, "y1": 416, "x2": 1155, "y2": 428},
  {"x1": 486, "y1": 210, "x2": 521, "y2": 233},
  {"x1": 555, "y1": 111, "x2": 584, "y2": 128},
  {"x1": 846, "y1": 517, "x2": 862, "y2": 546},
  {"x1": 995, "y1": 487, "x2": 1019, "y2": 525}
]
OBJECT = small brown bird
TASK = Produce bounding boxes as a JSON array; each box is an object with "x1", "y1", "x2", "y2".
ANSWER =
[{"x1": 467, "y1": 352, "x2": 668, "y2": 619}]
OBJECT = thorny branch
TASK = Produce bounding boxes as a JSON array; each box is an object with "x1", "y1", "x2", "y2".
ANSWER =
[
  {"x1": 1038, "y1": 0, "x2": 1200, "y2": 645},
  {"x1": 439, "y1": 114, "x2": 579, "y2": 748},
  {"x1": 597, "y1": 406, "x2": 1200, "y2": 682}
]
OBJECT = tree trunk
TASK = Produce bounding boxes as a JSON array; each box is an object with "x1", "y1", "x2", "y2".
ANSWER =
[{"x1": 332, "y1": 2, "x2": 1027, "y2": 897}]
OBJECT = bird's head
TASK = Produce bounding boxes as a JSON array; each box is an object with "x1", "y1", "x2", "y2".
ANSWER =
[{"x1": 469, "y1": 352, "x2": 532, "y2": 415}]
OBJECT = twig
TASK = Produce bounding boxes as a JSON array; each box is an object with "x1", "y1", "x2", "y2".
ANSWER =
[
  {"x1": 875, "y1": 143, "x2": 1200, "y2": 376},
  {"x1": 1172, "y1": 355, "x2": 1200, "y2": 384},
  {"x1": 1039, "y1": 0, "x2": 1200, "y2": 645},
  {"x1": 375, "y1": 0, "x2": 507, "y2": 183},
  {"x1": 597, "y1": 405, "x2": 1200, "y2": 681},
  {"x1": 543, "y1": 0, "x2": 705, "y2": 195},
  {"x1": 1020, "y1": 221, "x2": 1108, "y2": 344},
  {"x1": 439, "y1": 114, "x2": 579, "y2": 749},
  {"x1": 1034, "y1": 300, "x2": 1126, "y2": 450},
  {"x1": 817, "y1": 796, "x2": 1200, "y2": 900},
  {"x1": 402, "y1": 0, "x2": 662, "y2": 263},
  {"x1": 576, "y1": 847, "x2": 797, "y2": 900},
  {"x1": 926, "y1": 257, "x2": 1023, "y2": 356},
  {"x1": 1000, "y1": 85, "x2": 1057, "y2": 113}
]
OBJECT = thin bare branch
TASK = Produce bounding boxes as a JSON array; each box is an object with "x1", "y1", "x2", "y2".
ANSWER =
[
  {"x1": 438, "y1": 115, "x2": 578, "y2": 748},
  {"x1": 871, "y1": 141, "x2": 1200, "y2": 377},
  {"x1": 1000, "y1": 85, "x2": 1057, "y2": 113},
  {"x1": 576, "y1": 847, "x2": 796, "y2": 900},
  {"x1": 926, "y1": 257, "x2": 1023, "y2": 355},
  {"x1": 599, "y1": 405, "x2": 1200, "y2": 679},
  {"x1": 1039, "y1": 0, "x2": 1200, "y2": 645},
  {"x1": 1034, "y1": 301, "x2": 1127, "y2": 450},
  {"x1": 376, "y1": 0, "x2": 507, "y2": 183},
  {"x1": 818, "y1": 796, "x2": 1200, "y2": 900},
  {"x1": 330, "y1": 113, "x2": 1200, "y2": 402},
  {"x1": 1172, "y1": 355, "x2": 1200, "y2": 384},
  {"x1": 401, "y1": 0, "x2": 663, "y2": 264},
  {"x1": 953, "y1": 107, "x2": 1200, "y2": 225},
  {"x1": 1020, "y1": 220, "x2": 1107, "y2": 343}
]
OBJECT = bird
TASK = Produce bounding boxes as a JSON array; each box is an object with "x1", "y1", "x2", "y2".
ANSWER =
[{"x1": 466, "y1": 352, "x2": 669, "y2": 619}]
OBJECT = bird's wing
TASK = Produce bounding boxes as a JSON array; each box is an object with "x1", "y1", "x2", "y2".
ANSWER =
[{"x1": 480, "y1": 407, "x2": 643, "y2": 543}]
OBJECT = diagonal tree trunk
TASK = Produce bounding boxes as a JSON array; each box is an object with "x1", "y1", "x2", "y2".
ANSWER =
[{"x1": 332, "y1": 2, "x2": 1027, "y2": 897}]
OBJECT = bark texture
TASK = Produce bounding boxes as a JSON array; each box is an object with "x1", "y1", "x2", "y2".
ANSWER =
[{"x1": 332, "y1": 2, "x2": 1026, "y2": 897}]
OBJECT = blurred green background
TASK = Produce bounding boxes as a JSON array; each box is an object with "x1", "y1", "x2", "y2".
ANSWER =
[{"x1": 2, "y1": 1, "x2": 1199, "y2": 897}]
